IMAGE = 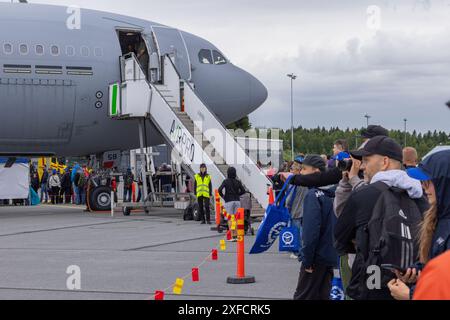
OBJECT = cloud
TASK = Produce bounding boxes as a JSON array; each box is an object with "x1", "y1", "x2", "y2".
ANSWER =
[{"x1": 248, "y1": 28, "x2": 450, "y2": 133}]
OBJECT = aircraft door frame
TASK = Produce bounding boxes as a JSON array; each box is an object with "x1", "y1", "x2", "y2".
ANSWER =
[{"x1": 150, "y1": 26, "x2": 192, "y2": 81}]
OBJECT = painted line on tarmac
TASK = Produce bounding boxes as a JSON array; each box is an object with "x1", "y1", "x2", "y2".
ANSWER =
[
  {"x1": 0, "y1": 220, "x2": 136, "y2": 238},
  {"x1": 0, "y1": 286, "x2": 286, "y2": 300},
  {"x1": 40, "y1": 204, "x2": 86, "y2": 210},
  {"x1": 125, "y1": 234, "x2": 225, "y2": 251}
]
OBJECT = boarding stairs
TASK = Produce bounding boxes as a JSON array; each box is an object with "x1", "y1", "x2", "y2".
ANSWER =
[{"x1": 109, "y1": 53, "x2": 272, "y2": 217}]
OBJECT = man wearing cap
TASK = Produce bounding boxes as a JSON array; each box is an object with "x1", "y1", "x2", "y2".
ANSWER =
[
  {"x1": 361, "y1": 125, "x2": 389, "y2": 143},
  {"x1": 194, "y1": 164, "x2": 212, "y2": 224},
  {"x1": 334, "y1": 136, "x2": 428, "y2": 300},
  {"x1": 294, "y1": 155, "x2": 338, "y2": 300}
]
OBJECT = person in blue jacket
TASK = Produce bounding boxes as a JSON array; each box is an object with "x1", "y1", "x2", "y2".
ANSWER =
[
  {"x1": 388, "y1": 149, "x2": 450, "y2": 300},
  {"x1": 294, "y1": 154, "x2": 338, "y2": 300}
]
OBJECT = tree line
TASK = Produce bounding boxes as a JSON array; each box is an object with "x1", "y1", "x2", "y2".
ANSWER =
[
  {"x1": 279, "y1": 127, "x2": 449, "y2": 160},
  {"x1": 227, "y1": 117, "x2": 449, "y2": 160}
]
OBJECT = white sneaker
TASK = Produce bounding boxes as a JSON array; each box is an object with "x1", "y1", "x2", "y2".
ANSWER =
[{"x1": 290, "y1": 253, "x2": 298, "y2": 259}]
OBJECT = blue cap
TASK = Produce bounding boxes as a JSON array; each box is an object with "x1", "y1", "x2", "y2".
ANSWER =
[
  {"x1": 294, "y1": 156, "x2": 304, "y2": 164},
  {"x1": 335, "y1": 151, "x2": 351, "y2": 161},
  {"x1": 406, "y1": 167, "x2": 431, "y2": 181},
  {"x1": 52, "y1": 169, "x2": 57, "y2": 174}
]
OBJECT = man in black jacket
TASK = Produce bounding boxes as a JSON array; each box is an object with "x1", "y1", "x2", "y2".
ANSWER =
[
  {"x1": 60, "y1": 168, "x2": 72, "y2": 204},
  {"x1": 334, "y1": 136, "x2": 429, "y2": 300}
]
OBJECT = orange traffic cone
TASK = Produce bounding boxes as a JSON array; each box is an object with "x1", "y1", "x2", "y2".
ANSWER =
[{"x1": 268, "y1": 186, "x2": 274, "y2": 205}]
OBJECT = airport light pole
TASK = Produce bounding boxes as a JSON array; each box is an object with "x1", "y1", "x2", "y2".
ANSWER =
[
  {"x1": 364, "y1": 114, "x2": 371, "y2": 127},
  {"x1": 403, "y1": 118, "x2": 408, "y2": 147},
  {"x1": 287, "y1": 73, "x2": 297, "y2": 161}
]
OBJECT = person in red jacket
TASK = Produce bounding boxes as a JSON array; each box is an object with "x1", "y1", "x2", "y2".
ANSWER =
[{"x1": 413, "y1": 250, "x2": 450, "y2": 300}]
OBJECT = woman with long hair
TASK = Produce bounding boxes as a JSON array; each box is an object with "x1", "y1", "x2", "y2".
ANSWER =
[{"x1": 388, "y1": 149, "x2": 450, "y2": 300}]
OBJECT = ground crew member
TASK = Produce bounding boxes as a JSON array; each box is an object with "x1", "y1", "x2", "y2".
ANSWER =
[{"x1": 194, "y1": 164, "x2": 212, "y2": 225}]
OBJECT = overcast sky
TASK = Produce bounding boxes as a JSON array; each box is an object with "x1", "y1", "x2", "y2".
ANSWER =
[{"x1": 13, "y1": 0, "x2": 450, "y2": 132}]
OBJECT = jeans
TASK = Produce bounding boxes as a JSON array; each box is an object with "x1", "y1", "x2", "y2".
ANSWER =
[
  {"x1": 123, "y1": 188, "x2": 132, "y2": 202},
  {"x1": 40, "y1": 184, "x2": 48, "y2": 202},
  {"x1": 78, "y1": 188, "x2": 86, "y2": 205},
  {"x1": 73, "y1": 184, "x2": 80, "y2": 205}
]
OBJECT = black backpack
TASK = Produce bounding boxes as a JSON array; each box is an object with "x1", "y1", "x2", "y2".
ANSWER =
[{"x1": 364, "y1": 182, "x2": 422, "y2": 291}]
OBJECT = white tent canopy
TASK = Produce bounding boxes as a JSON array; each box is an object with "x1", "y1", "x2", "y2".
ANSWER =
[{"x1": 0, "y1": 158, "x2": 29, "y2": 200}]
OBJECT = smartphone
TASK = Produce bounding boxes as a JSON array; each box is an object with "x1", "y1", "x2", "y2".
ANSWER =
[{"x1": 381, "y1": 264, "x2": 407, "y2": 274}]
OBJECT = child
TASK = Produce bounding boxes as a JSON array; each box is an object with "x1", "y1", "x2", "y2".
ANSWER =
[{"x1": 293, "y1": 155, "x2": 338, "y2": 300}]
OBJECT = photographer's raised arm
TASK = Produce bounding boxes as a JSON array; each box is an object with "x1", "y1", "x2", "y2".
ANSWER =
[{"x1": 290, "y1": 167, "x2": 342, "y2": 188}]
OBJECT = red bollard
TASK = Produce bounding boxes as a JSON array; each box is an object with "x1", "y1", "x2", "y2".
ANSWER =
[
  {"x1": 192, "y1": 268, "x2": 200, "y2": 282},
  {"x1": 211, "y1": 249, "x2": 218, "y2": 261},
  {"x1": 226, "y1": 208, "x2": 256, "y2": 284},
  {"x1": 154, "y1": 291, "x2": 165, "y2": 300}
]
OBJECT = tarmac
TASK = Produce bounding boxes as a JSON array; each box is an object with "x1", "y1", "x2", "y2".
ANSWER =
[{"x1": 0, "y1": 204, "x2": 299, "y2": 300}]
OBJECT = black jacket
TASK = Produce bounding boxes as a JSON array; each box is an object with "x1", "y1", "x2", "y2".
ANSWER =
[
  {"x1": 290, "y1": 167, "x2": 342, "y2": 188},
  {"x1": 218, "y1": 167, "x2": 245, "y2": 202},
  {"x1": 299, "y1": 187, "x2": 338, "y2": 269},
  {"x1": 334, "y1": 182, "x2": 429, "y2": 300},
  {"x1": 60, "y1": 172, "x2": 72, "y2": 189},
  {"x1": 31, "y1": 176, "x2": 40, "y2": 190},
  {"x1": 40, "y1": 171, "x2": 49, "y2": 185}
]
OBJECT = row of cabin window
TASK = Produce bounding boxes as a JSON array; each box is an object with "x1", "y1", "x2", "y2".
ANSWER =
[
  {"x1": 198, "y1": 49, "x2": 227, "y2": 65},
  {"x1": 1, "y1": 43, "x2": 103, "y2": 57}
]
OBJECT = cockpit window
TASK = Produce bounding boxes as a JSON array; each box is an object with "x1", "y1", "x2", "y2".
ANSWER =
[
  {"x1": 198, "y1": 49, "x2": 213, "y2": 64},
  {"x1": 212, "y1": 50, "x2": 227, "y2": 65}
]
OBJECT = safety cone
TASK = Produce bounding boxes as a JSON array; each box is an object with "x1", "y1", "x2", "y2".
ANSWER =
[
  {"x1": 268, "y1": 186, "x2": 275, "y2": 205},
  {"x1": 211, "y1": 189, "x2": 221, "y2": 232}
]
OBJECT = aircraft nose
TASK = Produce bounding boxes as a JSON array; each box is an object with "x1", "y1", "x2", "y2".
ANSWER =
[{"x1": 249, "y1": 75, "x2": 268, "y2": 110}]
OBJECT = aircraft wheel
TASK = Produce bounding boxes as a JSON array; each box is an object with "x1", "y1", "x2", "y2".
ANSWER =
[
  {"x1": 192, "y1": 202, "x2": 201, "y2": 221},
  {"x1": 123, "y1": 207, "x2": 131, "y2": 216},
  {"x1": 90, "y1": 186, "x2": 112, "y2": 211}
]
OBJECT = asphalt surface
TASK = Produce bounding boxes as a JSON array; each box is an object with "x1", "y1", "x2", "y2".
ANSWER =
[{"x1": 0, "y1": 204, "x2": 299, "y2": 300}]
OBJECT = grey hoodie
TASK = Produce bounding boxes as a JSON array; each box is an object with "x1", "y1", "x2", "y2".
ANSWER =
[{"x1": 370, "y1": 169, "x2": 423, "y2": 199}]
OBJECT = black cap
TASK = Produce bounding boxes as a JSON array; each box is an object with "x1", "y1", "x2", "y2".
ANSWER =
[
  {"x1": 303, "y1": 154, "x2": 326, "y2": 172},
  {"x1": 200, "y1": 163, "x2": 207, "y2": 168},
  {"x1": 361, "y1": 125, "x2": 389, "y2": 139},
  {"x1": 350, "y1": 136, "x2": 403, "y2": 162}
]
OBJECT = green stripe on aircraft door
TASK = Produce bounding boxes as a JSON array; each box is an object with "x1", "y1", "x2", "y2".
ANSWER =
[{"x1": 111, "y1": 84, "x2": 118, "y2": 116}]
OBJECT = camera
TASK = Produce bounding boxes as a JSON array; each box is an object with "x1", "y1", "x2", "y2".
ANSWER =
[{"x1": 337, "y1": 159, "x2": 353, "y2": 172}]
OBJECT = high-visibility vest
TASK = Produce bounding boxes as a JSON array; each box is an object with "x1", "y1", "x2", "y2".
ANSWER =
[{"x1": 195, "y1": 174, "x2": 211, "y2": 198}]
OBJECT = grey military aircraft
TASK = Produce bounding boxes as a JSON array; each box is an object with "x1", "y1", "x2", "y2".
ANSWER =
[{"x1": 0, "y1": 2, "x2": 268, "y2": 157}]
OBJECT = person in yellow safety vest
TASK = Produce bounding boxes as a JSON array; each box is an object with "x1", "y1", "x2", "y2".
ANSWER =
[{"x1": 194, "y1": 164, "x2": 212, "y2": 225}]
